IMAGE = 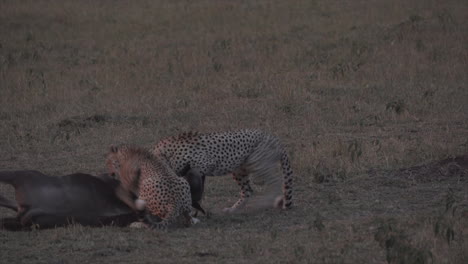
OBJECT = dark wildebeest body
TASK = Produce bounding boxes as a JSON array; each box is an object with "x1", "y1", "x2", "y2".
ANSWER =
[
  {"x1": 0, "y1": 170, "x2": 139, "y2": 230},
  {"x1": 0, "y1": 168, "x2": 207, "y2": 230}
]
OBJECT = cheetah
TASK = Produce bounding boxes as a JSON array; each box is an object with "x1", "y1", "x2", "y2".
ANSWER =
[
  {"x1": 106, "y1": 144, "x2": 197, "y2": 229},
  {"x1": 151, "y1": 129, "x2": 293, "y2": 213}
]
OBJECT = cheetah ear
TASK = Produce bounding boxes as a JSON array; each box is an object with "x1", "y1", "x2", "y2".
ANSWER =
[{"x1": 110, "y1": 145, "x2": 118, "y2": 153}]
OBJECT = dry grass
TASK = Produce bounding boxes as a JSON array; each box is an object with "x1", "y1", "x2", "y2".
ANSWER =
[{"x1": 0, "y1": 0, "x2": 467, "y2": 263}]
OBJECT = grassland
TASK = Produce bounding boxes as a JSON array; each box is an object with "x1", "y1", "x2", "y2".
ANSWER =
[{"x1": 0, "y1": 0, "x2": 467, "y2": 263}]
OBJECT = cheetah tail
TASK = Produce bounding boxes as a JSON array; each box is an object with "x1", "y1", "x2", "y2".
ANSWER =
[{"x1": 279, "y1": 150, "x2": 293, "y2": 209}]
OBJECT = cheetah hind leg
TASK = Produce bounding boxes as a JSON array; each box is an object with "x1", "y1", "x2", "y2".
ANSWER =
[{"x1": 223, "y1": 171, "x2": 252, "y2": 213}]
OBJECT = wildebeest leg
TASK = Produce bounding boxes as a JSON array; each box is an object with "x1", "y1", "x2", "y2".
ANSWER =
[
  {"x1": 19, "y1": 208, "x2": 54, "y2": 226},
  {"x1": 98, "y1": 213, "x2": 140, "y2": 227},
  {"x1": 181, "y1": 165, "x2": 207, "y2": 216},
  {"x1": 191, "y1": 202, "x2": 205, "y2": 217},
  {"x1": 20, "y1": 209, "x2": 76, "y2": 228},
  {"x1": 30, "y1": 215, "x2": 71, "y2": 228},
  {"x1": 0, "y1": 217, "x2": 24, "y2": 231},
  {"x1": 0, "y1": 194, "x2": 18, "y2": 211}
]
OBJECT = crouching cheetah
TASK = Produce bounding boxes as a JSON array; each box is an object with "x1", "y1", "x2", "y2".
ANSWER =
[
  {"x1": 106, "y1": 144, "x2": 197, "y2": 229},
  {"x1": 151, "y1": 129, "x2": 293, "y2": 213}
]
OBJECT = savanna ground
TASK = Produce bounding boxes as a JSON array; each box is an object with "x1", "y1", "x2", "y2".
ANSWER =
[{"x1": 0, "y1": 0, "x2": 467, "y2": 263}]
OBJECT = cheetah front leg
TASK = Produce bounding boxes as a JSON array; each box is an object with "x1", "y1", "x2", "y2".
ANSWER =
[
  {"x1": 223, "y1": 170, "x2": 253, "y2": 213},
  {"x1": 129, "y1": 211, "x2": 161, "y2": 229},
  {"x1": 129, "y1": 212, "x2": 171, "y2": 230},
  {"x1": 143, "y1": 203, "x2": 192, "y2": 230},
  {"x1": 146, "y1": 210, "x2": 199, "y2": 229}
]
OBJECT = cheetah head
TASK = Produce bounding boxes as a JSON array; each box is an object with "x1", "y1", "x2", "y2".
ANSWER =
[{"x1": 106, "y1": 144, "x2": 149, "y2": 196}]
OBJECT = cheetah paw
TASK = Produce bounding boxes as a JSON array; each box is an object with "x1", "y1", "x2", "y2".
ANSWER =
[
  {"x1": 274, "y1": 196, "x2": 284, "y2": 209},
  {"x1": 222, "y1": 207, "x2": 235, "y2": 213},
  {"x1": 129, "y1": 221, "x2": 147, "y2": 229}
]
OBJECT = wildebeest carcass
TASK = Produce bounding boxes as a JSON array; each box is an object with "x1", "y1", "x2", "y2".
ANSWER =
[
  {"x1": 0, "y1": 167, "x2": 207, "y2": 231},
  {"x1": 0, "y1": 170, "x2": 140, "y2": 230}
]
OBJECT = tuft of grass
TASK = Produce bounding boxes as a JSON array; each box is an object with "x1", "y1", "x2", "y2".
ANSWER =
[{"x1": 375, "y1": 220, "x2": 434, "y2": 264}]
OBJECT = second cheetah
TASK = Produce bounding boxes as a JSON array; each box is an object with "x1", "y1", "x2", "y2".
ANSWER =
[{"x1": 151, "y1": 129, "x2": 294, "y2": 213}]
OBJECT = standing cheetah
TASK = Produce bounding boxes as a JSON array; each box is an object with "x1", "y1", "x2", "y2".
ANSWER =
[
  {"x1": 151, "y1": 129, "x2": 293, "y2": 213},
  {"x1": 106, "y1": 144, "x2": 197, "y2": 229}
]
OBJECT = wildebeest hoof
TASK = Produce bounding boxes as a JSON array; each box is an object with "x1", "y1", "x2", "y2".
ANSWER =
[
  {"x1": 191, "y1": 217, "x2": 200, "y2": 225},
  {"x1": 205, "y1": 210, "x2": 212, "y2": 219}
]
